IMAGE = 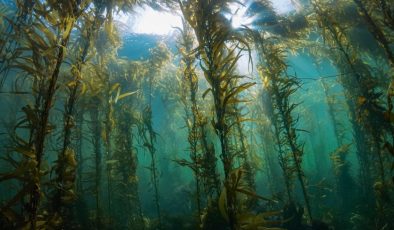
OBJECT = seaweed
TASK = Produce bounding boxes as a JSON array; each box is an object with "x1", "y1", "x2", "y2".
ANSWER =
[
  {"x1": 0, "y1": 0, "x2": 393, "y2": 229},
  {"x1": 254, "y1": 32, "x2": 313, "y2": 223}
]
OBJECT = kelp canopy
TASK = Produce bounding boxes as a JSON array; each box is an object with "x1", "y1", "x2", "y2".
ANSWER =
[{"x1": 0, "y1": 0, "x2": 393, "y2": 229}]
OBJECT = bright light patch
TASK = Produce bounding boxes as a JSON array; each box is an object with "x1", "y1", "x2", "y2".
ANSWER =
[
  {"x1": 114, "y1": 7, "x2": 182, "y2": 35},
  {"x1": 228, "y1": 3, "x2": 254, "y2": 28},
  {"x1": 270, "y1": 0, "x2": 295, "y2": 14},
  {"x1": 227, "y1": 0, "x2": 295, "y2": 28}
]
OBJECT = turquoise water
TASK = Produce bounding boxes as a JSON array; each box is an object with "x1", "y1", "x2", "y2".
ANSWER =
[{"x1": 0, "y1": 0, "x2": 393, "y2": 229}]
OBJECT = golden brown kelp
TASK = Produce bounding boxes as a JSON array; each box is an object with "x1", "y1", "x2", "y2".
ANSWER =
[
  {"x1": 176, "y1": 19, "x2": 222, "y2": 216},
  {"x1": 230, "y1": 105, "x2": 255, "y2": 192},
  {"x1": 178, "y1": 1, "x2": 275, "y2": 229},
  {"x1": 258, "y1": 83, "x2": 294, "y2": 202},
  {"x1": 112, "y1": 102, "x2": 144, "y2": 229},
  {"x1": 179, "y1": 1, "x2": 252, "y2": 228},
  {"x1": 175, "y1": 19, "x2": 204, "y2": 225},
  {"x1": 254, "y1": 32, "x2": 313, "y2": 223},
  {"x1": 311, "y1": 0, "x2": 379, "y2": 188},
  {"x1": 351, "y1": 0, "x2": 394, "y2": 67},
  {"x1": 321, "y1": 79, "x2": 356, "y2": 227},
  {"x1": 0, "y1": 0, "x2": 35, "y2": 87},
  {"x1": 51, "y1": 11, "x2": 104, "y2": 227},
  {"x1": 99, "y1": 22, "x2": 118, "y2": 222},
  {"x1": 82, "y1": 31, "x2": 122, "y2": 225},
  {"x1": 27, "y1": 2, "x2": 88, "y2": 225},
  {"x1": 198, "y1": 117, "x2": 221, "y2": 200},
  {"x1": 311, "y1": 0, "x2": 393, "y2": 227},
  {"x1": 108, "y1": 59, "x2": 144, "y2": 229},
  {"x1": 71, "y1": 106, "x2": 91, "y2": 228},
  {"x1": 138, "y1": 42, "x2": 171, "y2": 229},
  {"x1": 88, "y1": 96, "x2": 104, "y2": 228},
  {"x1": 0, "y1": 1, "x2": 91, "y2": 228},
  {"x1": 321, "y1": 80, "x2": 355, "y2": 204},
  {"x1": 253, "y1": 90, "x2": 282, "y2": 198},
  {"x1": 176, "y1": 19, "x2": 223, "y2": 227}
]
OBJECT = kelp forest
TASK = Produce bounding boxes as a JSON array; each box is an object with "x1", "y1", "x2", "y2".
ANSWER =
[{"x1": 0, "y1": 0, "x2": 393, "y2": 229}]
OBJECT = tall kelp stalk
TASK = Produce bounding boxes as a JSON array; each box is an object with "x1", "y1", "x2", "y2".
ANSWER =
[
  {"x1": 176, "y1": 18, "x2": 223, "y2": 227},
  {"x1": 198, "y1": 117, "x2": 221, "y2": 201},
  {"x1": 311, "y1": 0, "x2": 377, "y2": 187},
  {"x1": 0, "y1": 1, "x2": 90, "y2": 228},
  {"x1": 254, "y1": 89, "x2": 282, "y2": 198},
  {"x1": 176, "y1": 19, "x2": 203, "y2": 225},
  {"x1": 0, "y1": 0, "x2": 35, "y2": 87},
  {"x1": 52, "y1": 11, "x2": 103, "y2": 227},
  {"x1": 112, "y1": 101, "x2": 144, "y2": 228},
  {"x1": 258, "y1": 82, "x2": 294, "y2": 202},
  {"x1": 98, "y1": 23, "x2": 117, "y2": 222},
  {"x1": 88, "y1": 96, "x2": 104, "y2": 228},
  {"x1": 351, "y1": 0, "x2": 394, "y2": 67},
  {"x1": 178, "y1": 1, "x2": 260, "y2": 229},
  {"x1": 321, "y1": 80, "x2": 355, "y2": 226},
  {"x1": 73, "y1": 107, "x2": 90, "y2": 228},
  {"x1": 230, "y1": 104, "x2": 255, "y2": 191},
  {"x1": 254, "y1": 33, "x2": 313, "y2": 223},
  {"x1": 311, "y1": 0, "x2": 393, "y2": 227},
  {"x1": 351, "y1": 0, "x2": 394, "y2": 205},
  {"x1": 95, "y1": 1, "x2": 139, "y2": 221},
  {"x1": 138, "y1": 43, "x2": 171, "y2": 229},
  {"x1": 111, "y1": 60, "x2": 145, "y2": 229},
  {"x1": 311, "y1": 0, "x2": 391, "y2": 197},
  {"x1": 85, "y1": 13, "x2": 123, "y2": 227}
]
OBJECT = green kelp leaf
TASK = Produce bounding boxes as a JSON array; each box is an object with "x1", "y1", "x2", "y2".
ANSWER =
[
  {"x1": 14, "y1": 146, "x2": 36, "y2": 159},
  {"x1": 218, "y1": 187, "x2": 229, "y2": 221},
  {"x1": 202, "y1": 88, "x2": 212, "y2": 99},
  {"x1": 116, "y1": 91, "x2": 138, "y2": 102},
  {"x1": 110, "y1": 83, "x2": 120, "y2": 93},
  {"x1": 62, "y1": 189, "x2": 76, "y2": 203},
  {"x1": 106, "y1": 160, "x2": 119, "y2": 165},
  {"x1": 63, "y1": 17, "x2": 75, "y2": 40},
  {"x1": 9, "y1": 62, "x2": 40, "y2": 76},
  {"x1": 235, "y1": 188, "x2": 278, "y2": 203},
  {"x1": 35, "y1": 220, "x2": 47, "y2": 228},
  {"x1": 64, "y1": 148, "x2": 77, "y2": 167},
  {"x1": 224, "y1": 82, "x2": 256, "y2": 106},
  {"x1": 114, "y1": 88, "x2": 138, "y2": 104}
]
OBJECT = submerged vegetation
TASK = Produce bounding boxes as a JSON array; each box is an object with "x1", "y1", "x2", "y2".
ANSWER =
[{"x1": 0, "y1": 0, "x2": 393, "y2": 229}]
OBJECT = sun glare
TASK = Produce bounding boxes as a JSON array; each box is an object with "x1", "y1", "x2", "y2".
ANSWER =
[
  {"x1": 115, "y1": 1, "x2": 295, "y2": 35},
  {"x1": 115, "y1": 7, "x2": 182, "y2": 35},
  {"x1": 271, "y1": 0, "x2": 295, "y2": 14},
  {"x1": 228, "y1": 3, "x2": 253, "y2": 28}
]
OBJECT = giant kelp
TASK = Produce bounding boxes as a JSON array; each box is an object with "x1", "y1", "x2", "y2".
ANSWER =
[{"x1": 0, "y1": 0, "x2": 394, "y2": 229}]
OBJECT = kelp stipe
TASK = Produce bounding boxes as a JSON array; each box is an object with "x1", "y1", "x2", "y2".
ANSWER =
[
  {"x1": 310, "y1": 0, "x2": 394, "y2": 227},
  {"x1": 139, "y1": 42, "x2": 171, "y2": 229},
  {"x1": 178, "y1": 1, "x2": 254, "y2": 228},
  {"x1": 254, "y1": 31, "x2": 313, "y2": 224},
  {"x1": 0, "y1": 1, "x2": 91, "y2": 228},
  {"x1": 175, "y1": 19, "x2": 204, "y2": 226}
]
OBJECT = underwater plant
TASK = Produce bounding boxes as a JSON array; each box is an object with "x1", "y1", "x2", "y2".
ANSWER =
[
  {"x1": 0, "y1": 0, "x2": 393, "y2": 229},
  {"x1": 178, "y1": 0, "x2": 257, "y2": 228},
  {"x1": 253, "y1": 31, "x2": 313, "y2": 223},
  {"x1": 175, "y1": 19, "x2": 204, "y2": 225},
  {"x1": 138, "y1": 42, "x2": 171, "y2": 229},
  {"x1": 321, "y1": 82, "x2": 354, "y2": 188},
  {"x1": 0, "y1": 1, "x2": 93, "y2": 228},
  {"x1": 351, "y1": 0, "x2": 394, "y2": 67}
]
